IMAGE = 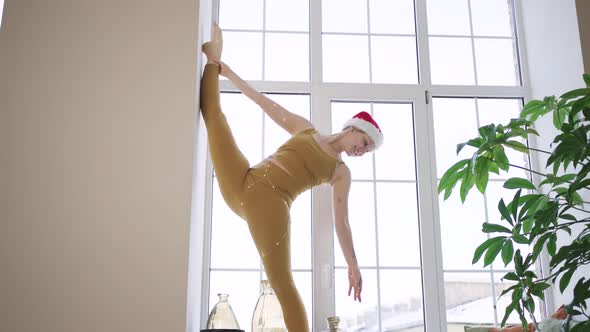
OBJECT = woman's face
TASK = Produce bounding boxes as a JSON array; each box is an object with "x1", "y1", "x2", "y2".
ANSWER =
[{"x1": 344, "y1": 128, "x2": 375, "y2": 157}]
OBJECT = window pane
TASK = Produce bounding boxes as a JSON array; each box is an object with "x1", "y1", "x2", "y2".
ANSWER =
[
  {"x1": 209, "y1": 271, "x2": 261, "y2": 329},
  {"x1": 427, "y1": 0, "x2": 470, "y2": 36},
  {"x1": 429, "y1": 37, "x2": 475, "y2": 85},
  {"x1": 432, "y1": 98, "x2": 478, "y2": 178},
  {"x1": 335, "y1": 268, "x2": 378, "y2": 330},
  {"x1": 471, "y1": 0, "x2": 514, "y2": 37},
  {"x1": 373, "y1": 103, "x2": 416, "y2": 180},
  {"x1": 322, "y1": 0, "x2": 367, "y2": 33},
  {"x1": 369, "y1": 0, "x2": 415, "y2": 34},
  {"x1": 265, "y1": 33, "x2": 309, "y2": 82},
  {"x1": 219, "y1": 0, "x2": 263, "y2": 30},
  {"x1": 380, "y1": 270, "x2": 425, "y2": 332},
  {"x1": 476, "y1": 98, "x2": 521, "y2": 127},
  {"x1": 323, "y1": 35, "x2": 370, "y2": 83},
  {"x1": 474, "y1": 38, "x2": 519, "y2": 86},
  {"x1": 439, "y1": 192, "x2": 488, "y2": 270},
  {"x1": 335, "y1": 182, "x2": 376, "y2": 267},
  {"x1": 291, "y1": 191, "x2": 312, "y2": 269},
  {"x1": 211, "y1": 181, "x2": 260, "y2": 269},
  {"x1": 371, "y1": 36, "x2": 419, "y2": 84},
  {"x1": 293, "y1": 272, "x2": 313, "y2": 330},
  {"x1": 331, "y1": 102, "x2": 374, "y2": 180},
  {"x1": 265, "y1": 0, "x2": 309, "y2": 31},
  {"x1": 445, "y1": 272, "x2": 495, "y2": 328},
  {"x1": 223, "y1": 31, "x2": 263, "y2": 81},
  {"x1": 377, "y1": 183, "x2": 421, "y2": 267},
  {"x1": 220, "y1": 93, "x2": 263, "y2": 164}
]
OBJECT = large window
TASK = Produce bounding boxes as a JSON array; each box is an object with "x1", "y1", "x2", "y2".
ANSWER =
[{"x1": 202, "y1": 1, "x2": 542, "y2": 331}]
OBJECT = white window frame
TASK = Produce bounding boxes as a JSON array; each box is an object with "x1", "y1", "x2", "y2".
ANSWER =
[{"x1": 197, "y1": 0, "x2": 544, "y2": 331}]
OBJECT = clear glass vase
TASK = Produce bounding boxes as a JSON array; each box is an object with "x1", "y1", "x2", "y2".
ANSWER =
[
  {"x1": 206, "y1": 293, "x2": 241, "y2": 329},
  {"x1": 251, "y1": 280, "x2": 286, "y2": 332},
  {"x1": 321, "y1": 316, "x2": 343, "y2": 332}
]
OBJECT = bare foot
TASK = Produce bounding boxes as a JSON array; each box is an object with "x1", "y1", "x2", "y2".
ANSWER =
[{"x1": 203, "y1": 23, "x2": 223, "y2": 63}]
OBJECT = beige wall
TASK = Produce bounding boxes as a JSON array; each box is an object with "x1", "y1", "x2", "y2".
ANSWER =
[
  {"x1": 577, "y1": 0, "x2": 590, "y2": 72},
  {"x1": 0, "y1": 1, "x2": 199, "y2": 331}
]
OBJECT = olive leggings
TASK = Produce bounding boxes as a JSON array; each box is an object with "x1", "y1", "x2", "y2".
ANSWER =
[{"x1": 200, "y1": 64, "x2": 309, "y2": 332}]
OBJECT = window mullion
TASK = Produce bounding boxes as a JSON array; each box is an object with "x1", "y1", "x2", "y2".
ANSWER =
[
  {"x1": 310, "y1": 1, "x2": 334, "y2": 331},
  {"x1": 413, "y1": 93, "x2": 448, "y2": 332}
]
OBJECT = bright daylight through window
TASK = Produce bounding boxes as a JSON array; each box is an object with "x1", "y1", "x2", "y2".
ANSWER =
[{"x1": 202, "y1": 0, "x2": 534, "y2": 331}]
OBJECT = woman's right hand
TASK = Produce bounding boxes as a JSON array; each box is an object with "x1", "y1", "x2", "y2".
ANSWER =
[
  {"x1": 215, "y1": 61, "x2": 232, "y2": 78},
  {"x1": 348, "y1": 265, "x2": 363, "y2": 302}
]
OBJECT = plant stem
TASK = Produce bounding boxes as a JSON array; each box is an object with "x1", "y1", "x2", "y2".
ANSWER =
[
  {"x1": 504, "y1": 142, "x2": 551, "y2": 155},
  {"x1": 508, "y1": 163, "x2": 547, "y2": 178},
  {"x1": 570, "y1": 205, "x2": 590, "y2": 214}
]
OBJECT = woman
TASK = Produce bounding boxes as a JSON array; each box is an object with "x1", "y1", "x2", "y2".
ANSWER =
[{"x1": 201, "y1": 24, "x2": 383, "y2": 331}]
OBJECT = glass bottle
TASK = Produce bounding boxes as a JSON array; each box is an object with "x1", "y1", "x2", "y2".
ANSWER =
[
  {"x1": 251, "y1": 280, "x2": 286, "y2": 331},
  {"x1": 206, "y1": 293, "x2": 241, "y2": 329},
  {"x1": 321, "y1": 316, "x2": 343, "y2": 332}
]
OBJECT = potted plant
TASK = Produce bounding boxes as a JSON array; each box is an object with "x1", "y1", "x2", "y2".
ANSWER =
[{"x1": 438, "y1": 75, "x2": 590, "y2": 331}]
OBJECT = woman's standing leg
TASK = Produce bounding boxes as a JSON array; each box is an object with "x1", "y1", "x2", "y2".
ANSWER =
[
  {"x1": 246, "y1": 192, "x2": 310, "y2": 332},
  {"x1": 200, "y1": 27, "x2": 249, "y2": 211},
  {"x1": 261, "y1": 232, "x2": 310, "y2": 332}
]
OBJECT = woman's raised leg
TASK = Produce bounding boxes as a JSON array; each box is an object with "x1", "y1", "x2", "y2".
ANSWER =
[{"x1": 200, "y1": 25, "x2": 249, "y2": 212}]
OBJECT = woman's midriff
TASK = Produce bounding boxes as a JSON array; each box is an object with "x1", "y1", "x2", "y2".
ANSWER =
[{"x1": 267, "y1": 156, "x2": 293, "y2": 177}]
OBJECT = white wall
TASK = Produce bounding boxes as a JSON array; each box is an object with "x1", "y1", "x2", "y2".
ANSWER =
[
  {"x1": 186, "y1": 1, "x2": 214, "y2": 330},
  {"x1": 520, "y1": 0, "x2": 589, "y2": 314},
  {"x1": 0, "y1": 1, "x2": 200, "y2": 331}
]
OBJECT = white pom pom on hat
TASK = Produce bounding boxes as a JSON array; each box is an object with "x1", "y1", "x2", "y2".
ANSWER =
[{"x1": 342, "y1": 111, "x2": 384, "y2": 149}]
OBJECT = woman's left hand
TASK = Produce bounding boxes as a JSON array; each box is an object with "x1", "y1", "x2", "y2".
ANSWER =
[{"x1": 348, "y1": 266, "x2": 363, "y2": 302}]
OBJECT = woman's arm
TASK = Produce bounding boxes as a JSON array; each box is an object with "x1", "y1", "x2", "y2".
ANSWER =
[
  {"x1": 219, "y1": 62, "x2": 313, "y2": 135},
  {"x1": 331, "y1": 165, "x2": 363, "y2": 302}
]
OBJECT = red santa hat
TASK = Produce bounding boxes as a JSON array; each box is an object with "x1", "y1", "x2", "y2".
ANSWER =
[{"x1": 342, "y1": 111, "x2": 384, "y2": 149}]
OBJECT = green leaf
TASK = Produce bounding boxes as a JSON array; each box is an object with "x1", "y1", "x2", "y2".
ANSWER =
[
  {"x1": 514, "y1": 250, "x2": 524, "y2": 274},
  {"x1": 488, "y1": 160, "x2": 500, "y2": 175},
  {"x1": 547, "y1": 233, "x2": 557, "y2": 256},
  {"x1": 522, "y1": 218, "x2": 534, "y2": 234},
  {"x1": 501, "y1": 301, "x2": 517, "y2": 327},
  {"x1": 511, "y1": 189, "x2": 522, "y2": 222},
  {"x1": 437, "y1": 159, "x2": 470, "y2": 193},
  {"x1": 482, "y1": 222, "x2": 512, "y2": 234},
  {"x1": 513, "y1": 234, "x2": 529, "y2": 244},
  {"x1": 559, "y1": 267, "x2": 577, "y2": 293},
  {"x1": 472, "y1": 236, "x2": 505, "y2": 264},
  {"x1": 560, "y1": 214, "x2": 577, "y2": 221},
  {"x1": 532, "y1": 233, "x2": 551, "y2": 260},
  {"x1": 584, "y1": 74, "x2": 590, "y2": 87},
  {"x1": 498, "y1": 199, "x2": 513, "y2": 225},
  {"x1": 505, "y1": 140, "x2": 529, "y2": 153},
  {"x1": 442, "y1": 170, "x2": 465, "y2": 200},
  {"x1": 501, "y1": 240, "x2": 514, "y2": 266},
  {"x1": 559, "y1": 88, "x2": 590, "y2": 99},
  {"x1": 503, "y1": 272, "x2": 520, "y2": 281},
  {"x1": 479, "y1": 124, "x2": 496, "y2": 142},
  {"x1": 474, "y1": 157, "x2": 490, "y2": 193},
  {"x1": 504, "y1": 177, "x2": 536, "y2": 190},
  {"x1": 456, "y1": 137, "x2": 484, "y2": 154},
  {"x1": 484, "y1": 239, "x2": 505, "y2": 267},
  {"x1": 493, "y1": 146, "x2": 510, "y2": 171},
  {"x1": 530, "y1": 282, "x2": 550, "y2": 300},
  {"x1": 459, "y1": 166, "x2": 475, "y2": 203}
]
